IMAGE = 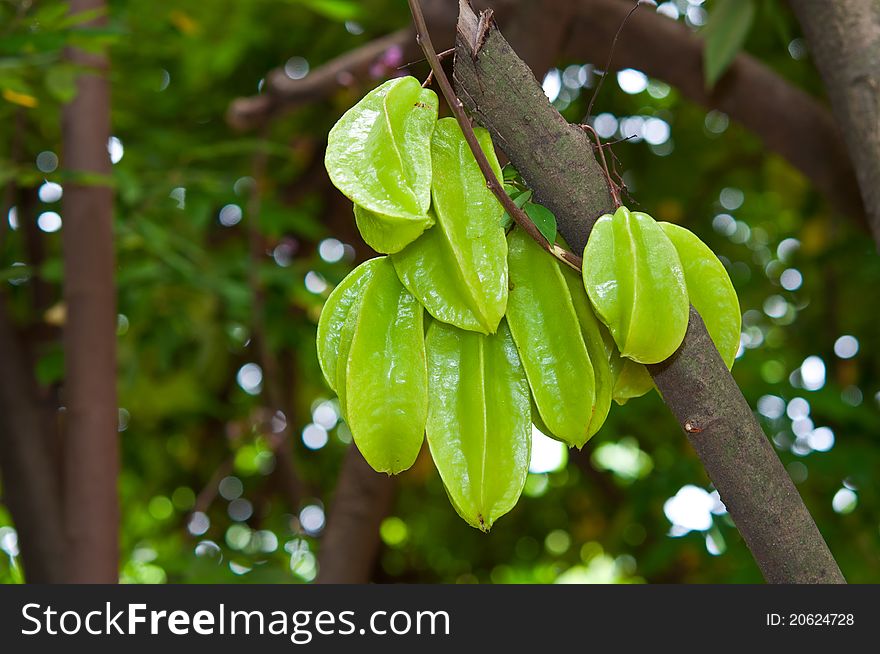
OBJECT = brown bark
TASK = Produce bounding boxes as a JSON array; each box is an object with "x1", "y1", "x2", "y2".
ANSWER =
[
  {"x1": 789, "y1": 0, "x2": 880, "y2": 246},
  {"x1": 0, "y1": 303, "x2": 67, "y2": 582},
  {"x1": 60, "y1": 0, "x2": 119, "y2": 583},
  {"x1": 565, "y1": 0, "x2": 864, "y2": 228},
  {"x1": 227, "y1": 0, "x2": 864, "y2": 232},
  {"x1": 315, "y1": 446, "x2": 395, "y2": 584},
  {"x1": 454, "y1": 0, "x2": 844, "y2": 583},
  {"x1": 228, "y1": 29, "x2": 414, "y2": 130}
]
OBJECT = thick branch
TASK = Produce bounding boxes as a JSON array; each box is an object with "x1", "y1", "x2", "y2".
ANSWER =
[
  {"x1": 789, "y1": 0, "x2": 880, "y2": 246},
  {"x1": 648, "y1": 308, "x2": 843, "y2": 583},
  {"x1": 565, "y1": 0, "x2": 865, "y2": 229},
  {"x1": 227, "y1": 0, "x2": 469, "y2": 130},
  {"x1": 315, "y1": 446, "x2": 395, "y2": 584},
  {"x1": 455, "y1": 0, "x2": 844, "y2": 583},
  {"x1": 0, "y1": 303, "x2": 67, "y2": 582},
  {"x1": 228, "y1": 28, "x2": 414, "y2": 130},
  {"x1": 455, "y1": 2, "x2": 612, "y2": 248},
  {"x1": 60, "y1": 0, "x2": 119, "y2": 582}
]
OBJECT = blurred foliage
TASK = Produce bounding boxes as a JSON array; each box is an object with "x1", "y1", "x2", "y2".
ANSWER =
[{"x1": 0, "y1": 0, "x2": 878, "y2": 584}]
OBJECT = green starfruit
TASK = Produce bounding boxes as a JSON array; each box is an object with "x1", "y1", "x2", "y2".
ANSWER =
[
  {"x1": 353, "y1": 204, "x2": 435, "y2": 255},
  {"x1": 392, "y1": 117, "x2": 507, "y2": 334},
  {"x1": 582, "y1": 205, "x2": 689, "y2": 364},
  {"x1": 561, "y1": 265, "x2": 614, "y2": 437},
  {"x1": 659, "y1": 222, "x2": 741, "y2": 368},
  {"x1": 590, "y1": 222, "x2": 742, "y2": 405},
  {"x1": 609, "y1": 352, "x2": 654, "y2": 405},
  {"x1": 325, "y1": 77, "x2": 438, "y2": 253},
  {"x1": 316, "y1": 258, "x2": 380, "y2": 391},
  {"x1": 317, "y1": 257, "x2": 427, "y2": 474},
  {"x1": 425, "y1": 319, "x2": 531, "y2": 530},
  {"x1": 506, "y1": 228, "x2": 609, "y2": 447}
]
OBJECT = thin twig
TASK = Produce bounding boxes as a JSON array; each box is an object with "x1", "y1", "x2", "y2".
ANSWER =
[
  {"x1": 583, "y1": 0, "x2": 645, "y2": 122},
  {"x1": 578, "y1": 0, "x2": 645, "y2": 210},
  {"x1": 580, "y1": 124, "x2": 622, "y2": 208},
  {"x1": 406, "y1": 0, "x2": 582, "y2": 271},
  {"x1": 400, "y1": 47, "x2": 455, "y2": 70}
]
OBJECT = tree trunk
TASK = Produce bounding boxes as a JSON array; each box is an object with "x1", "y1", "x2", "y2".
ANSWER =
[
  {"x1": 60, "y1": 0, "x2": 119, "y2": 583},
  {"x1": 453, "y1": 0, "x2": 844, "y2": 583},
  {"x1": 789, "y1": 0, "x2": 880, "y2": 247},
  {"x1": 0, "y1": 304, "x2": 67, "y2": 582},
  {"x1": 315, "y1": 447, "x2": 395, "y2": 584}
]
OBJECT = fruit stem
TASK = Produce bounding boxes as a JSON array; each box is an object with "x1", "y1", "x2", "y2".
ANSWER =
[{"x1": 581, "y1": 124, "x2": 623, "y2": 209}]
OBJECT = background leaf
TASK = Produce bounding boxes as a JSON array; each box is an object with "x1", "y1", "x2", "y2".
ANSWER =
[{"x1": 702, "y1": 0, "x2": 755, "y2": 89}]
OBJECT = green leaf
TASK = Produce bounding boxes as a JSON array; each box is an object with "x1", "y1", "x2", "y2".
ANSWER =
[
  {"x1": 500, "y1": 188, "x2": 531, "y2": 229},
  {"x1": 292, "y1": 0, "x2": 364, "y2": 22},
  {"x1": 58, "y1": 7, "x2": 108, "y2": 29},
  {"x1": 36, "y1": 347, "x2": 65, "y2": 386},
  {"x1": 45, "y1": 66, "x2": 78, "y2": 103},
  {"x1": 702, "y1": 0, "x2": 755, "y2": 89},
  {"x1": 524, "y1": 202, "x2": 557, "y2": 243},
  {"x1": 502, "y1": 163, "x2": 521, "y2": 183}
]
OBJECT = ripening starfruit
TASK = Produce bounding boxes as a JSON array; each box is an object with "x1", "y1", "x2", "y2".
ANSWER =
[
  {"x1": 609, "y1": 351, "x2": 655, "y2": 405},
  {"x1": 325, "y1": 77, "x2": 438, "y2": 253},
  {"x1": 316, "y1": 257, "x2": 427, "y2": 474},
  {"x1": 316, "y1": 258, "x2": 379, "y2": 391},
  {"x1": 506, "y1": 228, "x2": 611, "y2": 447},
  {"x1": 659, "y1": 222, "x2": 741, "y2": 368},
  {"x1": 353, "y1": 204, "x2": 435, "y2": 255},
  {"x1": 597, "y1": 222, "x2": 743, "y2": 405},
  {"x1": 561, "y1": 265, "x2": 614, "y2": 435},
  {"x1": 425, "y1": 319, "x2": 531, "y2": 530},
  {"x1": 392, "y1": 117, "x2": 508, "y2": 334},
  {"x1": 582, "y1": 205, "x2": 689, "y2": 364}
]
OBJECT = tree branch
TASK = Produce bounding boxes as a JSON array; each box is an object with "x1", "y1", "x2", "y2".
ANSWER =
[
  {"x1": 60, "y1": 0, "x2": 119, "y2": 583},
  {"x1": 226, "y1": 1, "x2": 569, "y2": 132},
  {"x1": 454, "y1": 0, "x2": 844, "y2": 583},
  {"x1": 566, "y1": 0, "x2": 865, "y2": 229},
  {"x1": 788, "y1": 0, "x2": 880, "y2": 246},
  {"x1": 227, "y1": 28, "x2": 414, "y2": 130}
]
